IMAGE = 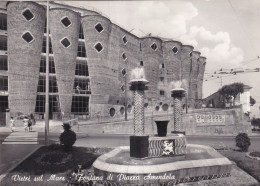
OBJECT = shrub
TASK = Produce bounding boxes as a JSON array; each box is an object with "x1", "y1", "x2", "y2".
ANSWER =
[
  {"x1": 235, "y1": 133, "x2": 251, "y2": 152},
  {"x1": 60, "y1": 122, "x2": 77, "y2": 151},
  {"x1": 249, "y1": 151, "x2": 260, "y2": 158}
]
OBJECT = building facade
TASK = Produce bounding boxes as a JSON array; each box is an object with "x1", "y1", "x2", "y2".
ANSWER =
[{"x1": 0, "y1": 1, "x2": 206, "y2": 122}]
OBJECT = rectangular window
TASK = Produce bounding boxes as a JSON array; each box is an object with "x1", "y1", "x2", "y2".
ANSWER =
[
  {"x1": 35, "y1": 95, "x2": 45, "y2": 113},
  {"x1": 75, "y1": 60, "x2": 88, "y2": 76},
  {"x1": 0, "y1": 35, "x2": 7, "y2": 51},
  {"x1": 40, "y1": 56, "x2": 55, "y2": 73},
  {"x1": 79, "y1": 24, "x2": 84, "y2": 39},
  {"x1": 0, "y1": 76, "x2": 8, "y2": 91},
  {"x1": 37, "y1": 75, "x2": 58, "y2": 93},
  {"x1": 42, "y1": 36, "x2": 53, "y2": 54},
  {"x1": 0, "y1": 13, "x2": 7, "y2": 30},
  {"x1": 71, "y1": 96, "x2": 89, "y2": 113},
  {"x1": 0, "y1": 96, "x2": 8, "y2": 112},
  {"x1": 73, "y1": 77, "x2": 91, "y2": 94},
  {"x1": 0, "y1": 55, "x2": 7, "y2": 71},
  {"x1": 160, "y1": 90, "x2": 165, "y2": 96},
  {"x1": 77, "y1": 42, "x2": 86, "y2": 57}
]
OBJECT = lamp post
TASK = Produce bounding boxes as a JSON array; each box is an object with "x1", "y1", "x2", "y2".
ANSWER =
[{"x1": 45, "y1": 0, "x2": 50, "y2": 145}]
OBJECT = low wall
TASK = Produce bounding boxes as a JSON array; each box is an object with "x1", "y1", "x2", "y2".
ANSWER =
[{"x1": 78, "y1": 108, "x2": 252, "y2": 136}]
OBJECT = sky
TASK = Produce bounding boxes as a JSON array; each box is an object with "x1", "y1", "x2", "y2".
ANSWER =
[{"x1": 61, "y1": 0, "x2": 260, "y2": 116}]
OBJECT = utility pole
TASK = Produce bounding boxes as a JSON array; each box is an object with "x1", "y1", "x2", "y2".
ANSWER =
[
  {"x1": 45, "y1": 0, "x2": 50, "y2": 145},
  {"x1": 124, "y1": 61, "x2": 128, "y2": 121}
]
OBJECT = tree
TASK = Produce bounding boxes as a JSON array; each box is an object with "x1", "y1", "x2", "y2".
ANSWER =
[
  {"x1": 250, "y1": 96, "x2": 256, "y2": 106},
  {"x1": 230, "y1": 83, "x2": 244, "y2": 106},
  {"x1": 218, "y1": 82, "x2": 244, "y2": 107},
  {"x1": 218, "y1": 85, "x2": 233, "y2": 107}
]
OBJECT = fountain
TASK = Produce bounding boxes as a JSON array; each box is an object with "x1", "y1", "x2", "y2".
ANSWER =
[{"x1": 93, "y1": 68, "x2": 232, "y2": 185}]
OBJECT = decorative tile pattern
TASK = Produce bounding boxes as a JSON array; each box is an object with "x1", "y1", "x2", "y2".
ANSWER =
[
  {"x1": 148, "y1": 136, "x2": 186, "y2": 157},
  {"x1": 133, "y1": 90, "x2": 145, "y2": 136},
  {"x1": 173, "y1": 96, "x2": 183, "y2": 132}
]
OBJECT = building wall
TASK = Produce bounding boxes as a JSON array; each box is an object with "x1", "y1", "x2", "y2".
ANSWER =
[
  {"x1": 2, "y1": 1, "x2": 207, "y2": 121},
  {"x1": 7, "y1": 1, "x2": 45, "y2": 116},
  {"x1": 49, "y1": 8, "x2": 80, "y2": 119},
  {"x1": 197, "y1": 57, "x2": 206, "y2": 102},
  {"x1": 76, "y1": 108, "x2": 252, "y2": 136}
]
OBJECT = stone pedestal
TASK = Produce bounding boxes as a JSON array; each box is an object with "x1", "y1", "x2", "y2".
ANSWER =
[{"x1": 130, "y1": 136, "x2": 149, "y2": 158}]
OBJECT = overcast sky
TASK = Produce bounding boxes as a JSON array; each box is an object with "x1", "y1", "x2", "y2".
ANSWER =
[{"x1": 61, "y1": 0, "x2": 260, "y2": 116}]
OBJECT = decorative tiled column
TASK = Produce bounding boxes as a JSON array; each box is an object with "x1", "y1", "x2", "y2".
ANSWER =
[
  {"x1": 129, "y1": 77, "x2": 149, "y2": 158},
  {"x1": 171, "y1": 88, "x2": 186, "y2": 134}
]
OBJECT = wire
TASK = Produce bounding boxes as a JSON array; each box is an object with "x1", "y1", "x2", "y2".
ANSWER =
[{"x1": 227, "y1": 0, "x2": 259, "y2": 57}]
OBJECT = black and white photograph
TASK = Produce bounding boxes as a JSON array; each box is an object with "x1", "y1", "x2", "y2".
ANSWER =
[{"x1": 0, "y1": 0, "x2": 259, "y2": 185}]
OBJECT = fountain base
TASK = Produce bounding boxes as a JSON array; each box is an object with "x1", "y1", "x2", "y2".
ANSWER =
[{"x1": 93, "y1": 144, "x2": 232, "y2": 185}]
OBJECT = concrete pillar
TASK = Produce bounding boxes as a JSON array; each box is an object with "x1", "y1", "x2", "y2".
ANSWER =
[
  {"x1": 189, "y1": 51, "x2": 201, "y2": 108},
  {"x1": 49, "y1": 8, "x2": 80, "y2": 120},
  {"x1": 7, "y1": 2, "x2": 45, "y2": 116},
  {"x1": 180, "y1": 45, "x2": 194, "y2": 108},
  {"x1": 140, "y1": 37, "x2": 162, "y2": 100}
]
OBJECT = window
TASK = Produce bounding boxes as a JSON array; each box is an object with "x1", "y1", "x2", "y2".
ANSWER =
[
  {"x1": 79, "y1": 24, "x2": 84, "y2": 39},
  {"x1": 0, "y1": 56, "x2": 7, "y2": 71},
  {"x1": 61, "y1": 38, "x2": 71, "y2": 48},
  {"x1": 0, "y1": 96, "x2": 8, "y2": 112},
  {"x1": 172, "y1": 46, "x2": 178, "y2": 54},
  {"x1": 160, "y1": 90, "x2": 165, "y2": 96},
  {"x1": 122, "y1": 36, "x2": 127, "y2": 44},
  {"x1": 0, "y1": 76, "x2": 8, "y2": 91},
  {"x1": 40, "y1": 56, "x2": 55, "y2": 73},
  {"x1": 121, "y1": 68, "x2": 126, "y2": 76},
  {"x1": 35, "y1": 95, "x2": 45, "y2": 113},
  {"x1": 120, "y1": 85, "x2": 125, "y2": 92},
  {"x1": 42, "y1": 37, "x2": 53, "y2": 54},
  {"x1": 109, "y1": 108, "x2": 116, "y2": 117},
  {"x1": 0, "y1": 13, "x2": 7, "y2": 30},
  {"x1": 73, "y1": 78, "x2": 91, "y2": 94},
  {"x1": 22, "y1": 32, "x2": 34, "y2": 43},
  {"x1": 140, "y1": 61, "x2": 143, "y2": 66},
  {"x1": 95, "y1": 23, "x2": 103, "y2": 33},
  {"x1": 22, "y1": 9, "x2": 34, "y2": 21},
  {"x1": 94, "y1": 43, "x2": 103, "y2": 52},
  {"x1": 0, "y1": 35, "x2": 7, "y2": 50},
  {"x1": 190, "y1": 52, "x2": 192, "y2": 57},
  {"x1": 162, "y1": 104, "x2": 169, "y2": 111},
  {"x1": 77, "y1": 42, "x2": 86, "y2": 57},
  {"x1": 35, "y1": 95, "x2": 60, "y2": 113},
  {"x1": 61, "y1": 17, "x2": 71, "y2": 27},
  {"x1": 37, "y1": 75, "x2": 58, "y2": 93},
  {"x1": 75, "y1": 60, "x2": 89, "y2": 76},
  {"x1": 71, "y1": 96, "x2": 89, "y2": 113},
  {"x1": 151, "y1": 43, "x2": 157, "y2": 51},
  {"x1": 120, "y1": 107, "x2": 124, "y2": 115},
  {"x1": 160, "y1": 77, "x2": 164, "y2": 82},
  {"x1": 162, "y1": 63, "x2": 165, "y2": 68},
  {"x1": 122, "y1": 53, "x2": 127, "y2": 60}
]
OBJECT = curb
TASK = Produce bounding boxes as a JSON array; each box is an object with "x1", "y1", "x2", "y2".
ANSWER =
[
  {"x1": 246, "y1": 152, "x2": 260, "y2": 160},
  {"x1": 0, "y1": 145, "x2": 42, "y2": 182}
]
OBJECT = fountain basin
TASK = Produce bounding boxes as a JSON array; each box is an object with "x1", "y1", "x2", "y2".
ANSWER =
[
  {"x1": 93, "y1": 144, "x2": 232, "y2": 185},
  {"x1": 155, "y1": 120, "x2": 169, "y2": 137}
]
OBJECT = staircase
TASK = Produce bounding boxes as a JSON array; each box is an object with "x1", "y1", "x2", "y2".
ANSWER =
[{"x1": 2, "y1": 132, "x2": 38, "y2": 144}]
